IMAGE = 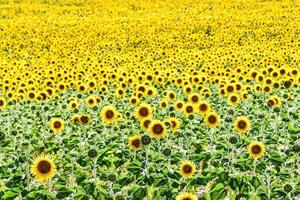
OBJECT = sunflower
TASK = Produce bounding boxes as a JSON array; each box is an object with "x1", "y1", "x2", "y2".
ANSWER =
[
  {"x1": 228, "y1": 94, "x2": 240, "y2": 106},
  {"x1": 49, "y1": 118, "x2": 65, "y2": 133},
  {"x1": 79, "y1": 114, "x2": 91, "y2": 125},
  {"x1": 129, "y1": 96, "x2": 139, "y2": 106},
  {"x1": 148, "y1": 120, "x2": 166, "y2": 139},
  {"x1": 175, "y1": 100, "x2": 184, "y2": 111},
  {"x1": 176, "y1": 192, "x2": 198, "y2": 200},
  {"x1": 247, "y1": 141, "x2": 265, "y2": 159},
  {"x1": 168, "y1": 117, "x2": 180, "y2": 131},
  {"x1": 135, "y1": 103, "x2": 152, "y2": 121},
  {"x1": 188, "y1": 93, "x2": 201, "y2": 105},
  {"x1": 140, "y1": 117, "x2": 152, "y2": 130},
  {"x1": 179, "y1": 160, "x2": 196, "y2": 179},
  {"x1": 128, "y1": 135, "x2": 142, "y2": 150},
  {"x1": 116, "y1": 88, "x2": 125, "y2": 98},
  {"x1": 183, "y1": 103, "x2": 195, "y2": 116},
  {"x1": 71, "y1": 114, "x2": 80, "y2": 124},
  {"x1": 31, "y1": 155, "x2": 56, "y2": 182},
  {"x1": 85, "y1": 96, "x2": 97, "y2": 107},
  {"x1": 101, "y1": 106, "x2": 118, "y2": 124},
  {"x1": 0, "y1": 97, "x2": 7, "y2": 110},
  {"x1": 234, "y1": 116, "x2": 251, "y2": 134},
  {"x1": 68, "y1": 100, "x2": 79, "y2": 110},
  {"x1": 159, "y1": 99, "x2": 168, "y2": 109},
  {"x1": 205, "y1": 112, "x2": 221, "y2": 127},
  {"x1": 197, "y1": 100, "x2": 211, "y2": 116}
]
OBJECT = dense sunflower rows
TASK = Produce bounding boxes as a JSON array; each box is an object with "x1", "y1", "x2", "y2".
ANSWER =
[{"x1": 0, "y1": 0, "x2": 299, "y2": 199}]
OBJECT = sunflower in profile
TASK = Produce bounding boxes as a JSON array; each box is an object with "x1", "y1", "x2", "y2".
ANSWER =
[
  {"x1": 0, "y1": 97, "x2": 7, "y2": 110},
  {"x1": 179, "y1": 160, "x2": 196, "y2": 179},
  {"x1": 50, "y1": 118, "x2": 65, "y2": 133},
  {"x1": 148, "y1": 120, "x2": 166, "y2": 139},
  {"x1": 101, "y1": 106, "x2": 118, "y2": 124},
  {"x1": 197, "y1": 100, "x2": 211, "y2": 116},
  {"x1": 234, "y1": 116, "x2": 251, "y2": 134},
  {"x1": 176, "y1": 192, "x2": 198, "y2": 200},
  {"x1": 247, "y1": 141, "x2": 265, "y2": 159},
  {"x1": 205, "y1": 112, "x2": 221, "y2": 127},
  {"x1": 85, "y1": 96, "x2": 97, "y2": 107},
  {"x1": 135, "y1": 103, "x2": 152, "y2": 121},
  {"x1": 128, "y1": 135, "x2": 142, "y2": 150},
  {"x1": 31, "y1": 155, "x2": 56, "y2": 182}
]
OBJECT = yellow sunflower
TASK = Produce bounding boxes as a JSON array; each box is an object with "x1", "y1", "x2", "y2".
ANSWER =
[
  {"x1": 31, "y1": 155, "x2": 56, "y2": 182},
  {"x1": 179, "y1": 160, "x2": 196, "y2": 179},
  {"x1": 49, "y1": 118, "x2": 65, "y2": 133},
  {"x1": 101, "y1": 106, "x2": 118, "y2": 124},
  {"x1": 85, "y1": 96, "x2": 97, "y2": 107},
  {"x1": 176, "y1": 192, "x2": 198, "y2": 200},
  {"x1": 183, "y1": 103, "x2": 195, "y2": 116},
  {"x1": 205, "y1": 112, "x2": 221, "y2": 127},
  {"x1": 128, "y1": 135, "x2": 142, "y2": 150},
  {"x1": 0, "y1": 97, "x2": 7, "y2": 110},
  {"x1": 68, "y1": 100, "x2": 79, "y2": 110},
  {"x1": 197, "y1": 100, "x2": 211, "y2": 116},
  {"x1": 135, "y1": 103, "x2": 153, "y2": 121},
  {"x1": 234, "y1": 116, "x2": 251, "y2": 134},
  {"x1": 247, "y1": 141, "x2": 265, "y2": 159},
  {"x1": 148, "y1": 120, "x2": 166, "y2": 139}
]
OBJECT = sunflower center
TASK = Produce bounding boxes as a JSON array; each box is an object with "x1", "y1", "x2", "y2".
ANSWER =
[
  {"x1": 251, "y1": 145, "x2": 261, "y2": 154},
  {"x1": 139, "y1": 107, "x2": 149, "y2": 117},
  {"x1": 105, "y1": 110, "x2": 114, "y2": 119},
  {"x1": 0, "y1": 100, "x2": 3, "y2": 106},
  {"x1": 183, "y1": 198, "x2": 192, "y2": 200},
  {"x1": 183, "y1": 165, "x2": 192, "y2": 173},
  {"x1": 131, "y1": 139, "x2": 141, "y2": 148},
  {"x1": 54, "y1": 121, "x2": 62, "y2": 128},
  {"x1": 72, "y1": 103, "x2": 76, "y2": 108},
  {"x1": 191, "y1": 96, "x2": 198, "y2": 102},
  {"x1": 200, "y1": 104, "x2": 207, "y2": 111},
  {"x1": 231, "y1": 96, "x2": 237, "y2": 102},
  {"x1": 153, "y1": 124, "x2": 163, "y2": 135},
  {"x1": 88, "y1": 99, "x2": 94, "y2": 104},
  {"x1": 208, "y1": 115, "x2": 217, "y2": 123},
  {"x1": 131, "y1": 99, "x2": 137, "y2": 104},
  {"x1": 80, "y1": 116, "x2": 89, "y2": 124},
  {"x1": 38, "y1": 160, "x2": 51, "y2": 174},
  {"x1": 177, "y1": 103, "x2": 183, "y2": 109},
  {"x1": 29, "y1": 93, "x2": 35, "y2": 98},
  {"x1": 162, "y1": 102, "x2": 167, "y2": 107},
  {"x1": 186, "y1": 106, "x2": 193, "y2": 113},
  {"x1": 227, "y1": 86, "x2": 234, "y2": 92},
  {"x1": 144, "y1": 120, "x2": 151, "y2": 128},
  {"x1": 237, "y1": 120, "x2": 247, "y2": 129}
]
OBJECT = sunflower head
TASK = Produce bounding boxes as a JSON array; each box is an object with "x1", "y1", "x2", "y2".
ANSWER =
[
  {"x1": 247, "y1": 141, "x2": 265, "y2": 159},
  {"x1": 234, "y1": 116, "x2": 251, "y2": 134},
  {"x1": 0, "y1": 97, "x2": 7, "y2": 110},
  {"x1": 86, "y1": 96, "x2": 97, "y2": 107},
  {"x1": 50, "y1": 118, "x2": 65, "y2": 133},
  {"x1": 175, "y1": 100, "x2": 184, "y2": 111},
  {"x1": 31, "y1": 155, "x2": 56, "y2": 182},
  {"x1": 179, "y1": 160, "x2": 196, "y2": 179},
  {"x1": 197, "y1": 100, "x2": 211, "y2": 116},
  {"x1": 176, "y1": 192, "x2": 198, "y2": 200},
  {"x1": 128, "y1": 135, "x2": 142, "y2": 150},
  {"x1": 101, "y1": 106, "x2": 118, "y2": 124},
  {"x1": 148, "y1": 120, "x2": 166, "y2": 139},
  {"x1": 205, "y1": 112, "x2": 221, "y2": 127},
  {"x1": 135, "y1": 103, "x2": 152, "y2": 121},
  {"x1": 184, "y1": 103, "x2": 195, "y2": 116}
]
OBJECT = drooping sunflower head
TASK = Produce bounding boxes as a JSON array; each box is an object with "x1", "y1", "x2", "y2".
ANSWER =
[
  {"x1": 49, "y1": 118, "x2": 65, "y2": 133},
  {"x1": 176, "y1": 192, "x2": 198, "y2": 200},
  {"x1": 135, "y1": 103, "x2": 152, "y2": 121},
  {"x1": 128, "y1": 135, "x2": 142, "y2": 150},
  {"x1": 247, "y1": 141, "x2": 265, "y2": 159},
  {"x1": 197, "y1": 100, "x2": 211, "y2": 116},
  {"x1": 31, "y1": 155, "x2": 56, "y2": 182},
  {"x1": 234, "y1": 116, "x2": 251, "y2": 134},
  {"x1": 101, "y1": 105, "x2": 118, "y2": 124},
  {"x1": 179, "y1": 160, "x2": 196, "y2": 179},
  {"x1": 205, "y1": 112, "x2": 221, "y2": 127},
  {"x1": 148, "y1": 120, "x2": 166, "y2": 139}
]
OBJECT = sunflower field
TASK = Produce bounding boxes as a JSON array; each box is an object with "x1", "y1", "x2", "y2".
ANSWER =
[{"x1": 0, "y1": 0, "x2": 299, "y2": 199}]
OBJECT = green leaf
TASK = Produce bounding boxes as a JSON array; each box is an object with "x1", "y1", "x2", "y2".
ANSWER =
[
  {"x1": 210, "y1": 183, "x2": 227, "y2": 200},
  {"x1": 2, "y1": 190, "x2": 19, "y2": 200}
]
